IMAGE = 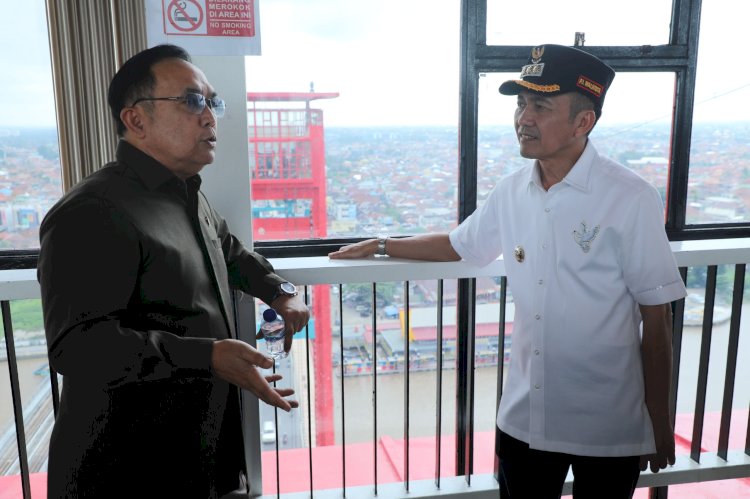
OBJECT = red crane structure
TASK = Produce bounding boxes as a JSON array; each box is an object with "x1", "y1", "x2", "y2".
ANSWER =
[{"x1": 248, "y1": 91, "x2": 339, "y2": 446}]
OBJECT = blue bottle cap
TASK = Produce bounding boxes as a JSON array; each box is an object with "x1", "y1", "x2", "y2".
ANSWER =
[{"x1": 263, "y1": 308, "x2": 278, "y2": 322}]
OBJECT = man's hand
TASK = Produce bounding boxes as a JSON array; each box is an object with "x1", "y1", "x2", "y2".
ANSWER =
[
  {"x1": 328, "y1": 239, "x2": 378, "y2": 259},
  {"x1": 640, "y1": 416, "x2": 676, "y2": 472},
  {"x1": 211, "y1": 338, "x2": 299, "y2": 412},
  {"x1": 267, "y1": 293, "x2": 310, "y2": 353},
  {"x1": 328, "y1": 234, "x2": 460, "y2": 262}
]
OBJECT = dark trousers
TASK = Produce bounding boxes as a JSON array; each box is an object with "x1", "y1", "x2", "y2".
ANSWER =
[{"x1": 496, "y1": 431, "x2": 641, "y2": 499}]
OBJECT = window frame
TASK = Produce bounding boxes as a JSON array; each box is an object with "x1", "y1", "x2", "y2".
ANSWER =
[
  {"x1": 254, "y1": 0, "x2": 745, "y2": 259},
  {"x1": 2, "y1": 0, "x2": 744, "y2": 268}
]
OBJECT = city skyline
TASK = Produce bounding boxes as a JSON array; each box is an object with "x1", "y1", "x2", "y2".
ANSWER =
[
  {"x1": 4, "y1": 0, "x2": 749, "y2": 127},
  {"x1": 1, "y1": 120, "x2": 749, "y2": 250}
]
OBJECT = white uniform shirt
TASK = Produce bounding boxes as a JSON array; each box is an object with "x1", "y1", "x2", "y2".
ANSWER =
[{"x1": 449, "y1": 141, "x2": 687, "y2": 457}]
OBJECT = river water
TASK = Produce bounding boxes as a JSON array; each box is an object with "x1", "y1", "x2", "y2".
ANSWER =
[
  {"x1": 329, "y1": 320, "x2": 750, "y2": 445},
  {"x1": 1, "y1": 317, "x2": 748, "y2": 466},
  {"x1": 0, "y1": 354, "x2": 50, "y2": 432}
]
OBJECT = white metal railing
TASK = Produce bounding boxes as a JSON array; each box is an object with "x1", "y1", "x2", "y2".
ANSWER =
[
  {"x1": 262, "y1": 238, "x2": 750, "y2": 497},
  {"x1": 1, "y1": 238, "x2": 749, "y2": 499}
]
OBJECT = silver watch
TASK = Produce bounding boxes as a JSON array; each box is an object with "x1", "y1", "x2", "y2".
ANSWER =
[
  {"x1": 272, "y1": 281, "x2": 298, "y2": 302},
  {"x1": 376, "y1": 234, "x2": 389, "y2": 256}
]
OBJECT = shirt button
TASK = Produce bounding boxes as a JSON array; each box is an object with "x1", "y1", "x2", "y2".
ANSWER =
[
  {"x1": 535, "y1": 384, "x2": 541, "y2": 389},
  {"x1": 535, "y1": 314, "x2": 541, "y2": 320},
  {"x1": 534, "y1": 350, "x2": 540, "y2": 355},
  {"x1": 545, "y1": 208, "x2": 551, "y2": 213},
  {"x1": 542, "y1": 244, "x2": 548, "y2": 249},
  {"x1": 538, "y1": 279, "x2": 544, "y2": 285}
]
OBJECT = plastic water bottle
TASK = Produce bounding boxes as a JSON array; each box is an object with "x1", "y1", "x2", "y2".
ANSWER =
[{"x1": 260, "y1": 308, "x2": 287, "y2": 359}]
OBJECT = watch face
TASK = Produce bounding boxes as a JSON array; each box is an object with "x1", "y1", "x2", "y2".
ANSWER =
[{"x1": 280, "y1": 282, "x2": 297, "y2": 295}]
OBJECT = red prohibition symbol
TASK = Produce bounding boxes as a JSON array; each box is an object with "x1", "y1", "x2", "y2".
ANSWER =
[{"x1": 167, "y1": 0, "x2": 204, "y2": 32}]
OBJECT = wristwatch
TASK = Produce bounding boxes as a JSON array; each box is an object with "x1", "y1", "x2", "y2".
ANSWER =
[
  {"x1": 272, "y1": 281, "x2": 298, "y2": 302},
  {"x1": 376, "y1": 234, "x2": 389, "y2": 257}
]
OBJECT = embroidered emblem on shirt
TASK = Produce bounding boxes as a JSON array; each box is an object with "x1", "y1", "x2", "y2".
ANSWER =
[
  {"x1": 514, "y1": 245, "x2": 525, "y2": 263},
  {"x1": 573, "y1": 221, "x2": 600, "y2": 253}
]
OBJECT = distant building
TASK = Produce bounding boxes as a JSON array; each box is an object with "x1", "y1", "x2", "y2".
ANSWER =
[
  {"x1": 627, "y1": 156, "x2": 669, "y2": 166},
  {"x1": 703, "y1": 196, "x2": 745, "y2": 221},
  {"x1": 0, "y1": 202, "x2": 48, "y2": 231},
  {"x1": 247, "y1": 91, "x2": 339, "y2": 446},
  {"x1": 339, "y1": 302, "x2": 514, "y2": 376},
  {"x1": 335, "y1": 203, "x2": 357, "y2": 221}
]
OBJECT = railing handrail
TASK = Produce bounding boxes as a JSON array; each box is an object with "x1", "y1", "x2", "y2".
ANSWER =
[
  {"x1": 4, "y1": 238, "x2": 750, "y2": 297},
  {"x1": 2, "y1": 237, "x2": 750, "y2": 497},
  {"x1": 272, "y1": 238, "x2": 750, "y2": 285}
]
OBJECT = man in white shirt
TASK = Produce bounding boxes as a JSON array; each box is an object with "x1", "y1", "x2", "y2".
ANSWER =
[{"x1": 329, "y1": 44, "x2": 687, "y2": 498}]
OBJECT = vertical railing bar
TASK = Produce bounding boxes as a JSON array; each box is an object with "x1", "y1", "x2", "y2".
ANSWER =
[
  {"x1": 455, "y1": 278, "x2": 471, "y2": 477},
  {"x1": 467, "y1": 278, "x2": 476, "y2": 486},
  {"x1": 649, "y1": 483, "x2": 669, "y2": 499},
  {"x1": 375, "y1": 282, "x2": 381, "y2": 489},
  {"x1": 272, "y1": 360, "x2": 280, "y2": 499},
  {"x1": 691, "y1": 265, "x2": 717, "y2": 462},
  {"x1": 2, "y1": 300, "x2": 32, "y2": 499},
  {"x1": 495, "y1": 277, "x2": 507, "y2": 406},
  {"x1": 371, "y1": 282, "x2": 378, "y2": 495},
  {"x1": 718, "y1": 264, "x2": 744, "y2": 460},
  {"x1": 494, "y1": 276, "x2": 508, "y2": 481},
  {"x1": 434, "y1": 279, "x2": 444, "y2": 488},
  {"x1": 403, "y1": 281, "x2": 410, "y2": 491},
  {"x1": 304, "y1": 286, "x2": 314, "y2": 494},
  {"x1": 338, "y1": 284, "x2": 347, "y2": 496}
]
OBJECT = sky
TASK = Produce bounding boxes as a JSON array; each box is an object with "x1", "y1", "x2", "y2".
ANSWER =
[
  {"x1": 0, "y1": 0, "x2": 56, "y2": 127},
  {"x1": 1, "y1": 0, "x2": 747, "y2": 128},
  {"x1": 244, "y1": 0, "x2": 749, "y2": 128},
  {"x1": 244, "y1": 0, "x2": 461, "y2": 127}
]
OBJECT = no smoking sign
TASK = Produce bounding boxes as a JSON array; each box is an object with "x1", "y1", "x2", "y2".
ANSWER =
[{"x1": 162, "y1": 0, "x2": 255, "y2": 37}]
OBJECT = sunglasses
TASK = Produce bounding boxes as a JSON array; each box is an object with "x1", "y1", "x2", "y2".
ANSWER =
[{"x1": 132, "y1": 92, "x2": 226, "y2": 118}]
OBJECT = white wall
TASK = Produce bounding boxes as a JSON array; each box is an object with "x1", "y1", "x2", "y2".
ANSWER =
[{"x1": 192, "y1": 55, "x2": 254, "y2": 248}]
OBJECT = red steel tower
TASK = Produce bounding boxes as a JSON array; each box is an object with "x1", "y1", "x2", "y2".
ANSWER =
[{"x1": 248, "y1": 91, "x2": 338, "y2": 446}]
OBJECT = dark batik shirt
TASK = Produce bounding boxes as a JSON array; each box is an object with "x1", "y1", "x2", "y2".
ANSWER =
[{"x1": 37, "y1": 140, "x2": 285, "y2": 498}]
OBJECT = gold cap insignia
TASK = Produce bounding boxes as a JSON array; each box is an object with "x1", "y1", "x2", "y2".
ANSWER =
[
  {"x1": 514, "y1": 245, "x2": 525, "y2": 263},
  {"x1": 530, "y1": 46, "x2": 545, "y2": 64}
]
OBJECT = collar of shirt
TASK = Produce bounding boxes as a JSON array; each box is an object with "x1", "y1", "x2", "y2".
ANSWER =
[
  {"x1": 528, "y1": 140, "x2": 598, "y2": 193},
  {"x1": 115, "y1": 140, "x2": 203, "y2": 202}
]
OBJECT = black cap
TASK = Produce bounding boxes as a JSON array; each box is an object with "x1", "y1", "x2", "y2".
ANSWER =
[{"x1": 499, "y1": 44, "x2": 615, "y2": 117}]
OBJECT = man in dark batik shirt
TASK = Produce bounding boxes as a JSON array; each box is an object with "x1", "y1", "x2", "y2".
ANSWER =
[{"x1": 37, "y1": 44, "x2": 310, "y2": 499}]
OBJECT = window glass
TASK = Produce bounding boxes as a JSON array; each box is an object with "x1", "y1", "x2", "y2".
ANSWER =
[
  {"x1": 486, "y1": 0, "x2": 672, "y2": 46},
  {"x1": 687, "y1": 0, "x2": 750, "y2": 224},
  {"x1": 0, "y1": 3, "x2": 59, "y2": 491},
  {"x1": 246, "y1": 0, "x2": 461, "y2": 242},
  {"x1": 0, "y1": 0, "x2": 62, "y2": 250},
  {"x1": 477, "y1": 71, "x2": 675, "y2": 216}
]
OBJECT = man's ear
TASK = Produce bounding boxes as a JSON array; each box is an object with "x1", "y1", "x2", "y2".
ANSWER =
[
  {"x1": 575, "y1": 109, "x2": 597, "y2": 137},
  {"x1": 120, "y1": 106, "x2": 148, "y2": 139}
]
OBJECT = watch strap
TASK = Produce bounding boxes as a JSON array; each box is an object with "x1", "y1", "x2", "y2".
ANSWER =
[{"x1": 377, "y1": 235, "x2": 389, "y2": 256}]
